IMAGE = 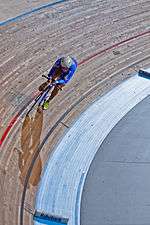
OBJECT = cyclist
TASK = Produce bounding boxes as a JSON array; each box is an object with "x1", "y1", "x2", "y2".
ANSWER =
[{"x1": 39, "y1": 56, "x2": 78, "y2": 110}]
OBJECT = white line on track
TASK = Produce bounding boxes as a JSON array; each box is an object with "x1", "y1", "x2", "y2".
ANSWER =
[{"x1": 0, "y1": 55, "x2": 15, "y2": 67}]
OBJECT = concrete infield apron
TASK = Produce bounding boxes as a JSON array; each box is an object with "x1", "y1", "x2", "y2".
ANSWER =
[{"x1": 35, "y1": 70, "x2": 150, "y2": 225}]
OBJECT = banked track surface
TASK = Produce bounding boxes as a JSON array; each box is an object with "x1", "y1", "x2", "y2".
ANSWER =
[{"x1": 0, "y1": 0, "x2": 150, "y2": 225}]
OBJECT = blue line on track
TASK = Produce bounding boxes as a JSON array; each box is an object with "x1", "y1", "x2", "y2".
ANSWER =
[{"x1": 0, "y1": 0, "x2": 68, "y2": 27}]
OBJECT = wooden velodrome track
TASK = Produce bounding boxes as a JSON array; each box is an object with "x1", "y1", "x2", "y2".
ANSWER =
[{"x1": 0, "y1": 0, "x2": 150, "y2": 224}]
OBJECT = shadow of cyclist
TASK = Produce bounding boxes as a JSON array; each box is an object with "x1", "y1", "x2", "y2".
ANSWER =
[{"x1": 19, "y1": 107, "x2": 43, "y2": 188}]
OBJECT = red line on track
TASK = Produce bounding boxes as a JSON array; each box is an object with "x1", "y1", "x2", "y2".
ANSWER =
[
  {"x1": 78, "y1": 30, "x2": 150, "y2": 65},
  {"x1": 0, "y1": 30, "x2": 150, "y2": 147},
  {"x1": 0, "y1": 114, "x2": 19, "y2": 146}
]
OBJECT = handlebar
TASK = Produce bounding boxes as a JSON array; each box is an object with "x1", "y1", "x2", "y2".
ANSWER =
[
  {"x1": 42, "y1": 75, "x2": 57, "y2": 86},
  {"x1": 42, "y1": 75, "x2": 49, "y2": 80}
]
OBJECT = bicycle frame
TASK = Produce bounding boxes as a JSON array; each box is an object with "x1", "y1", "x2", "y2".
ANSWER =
[
  {"x1": 26, "y1": 83, "x2": 55, "y2": 115},
  {"x1": 38, "y1": 84, "x2": 53, "y2": 105}
]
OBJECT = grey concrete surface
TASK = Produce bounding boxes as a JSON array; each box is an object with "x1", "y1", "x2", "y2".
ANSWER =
[
  {"x1": 34, "y1": 74, "x2": 150, "y2": 225},
  {"x1": 81, "y1": 95, "x2": 150, "y2": 225}
]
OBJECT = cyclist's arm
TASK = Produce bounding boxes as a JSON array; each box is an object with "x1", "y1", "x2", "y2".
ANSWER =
[
  {"x1": 47, "y1": 59, "x2": 61, "y2": 80},
  {"x1": 56, "y1": 69, "x2": 75, "y2": 84}
]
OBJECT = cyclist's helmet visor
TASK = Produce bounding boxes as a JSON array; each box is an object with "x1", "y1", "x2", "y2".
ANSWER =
[{"x1": 61, "y1": 56, "x2": 72, "y2": 71}]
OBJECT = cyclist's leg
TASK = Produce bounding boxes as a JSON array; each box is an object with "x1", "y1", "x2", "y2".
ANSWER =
[
  {"x1": 48, "y1": 84, "x2": 64, "y2": 101},
  {"x1": 38, "y1": 81, "x2": 49, "y2": 92},
  {"x1": 38, "y1": 77, "x2": 53, "y2": 92},
  {"x1": 39, "y1": 67, "x2": 62, "y2": 92},
  {"x1": 42, "y1": 84, "x2": 64, "y2": 109}
]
